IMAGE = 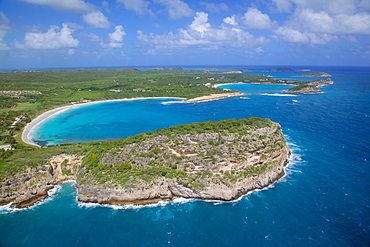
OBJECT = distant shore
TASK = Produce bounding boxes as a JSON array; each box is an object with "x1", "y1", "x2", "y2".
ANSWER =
[{"x1": 21, "y1": 97, "x2": 184, "y2": 147}]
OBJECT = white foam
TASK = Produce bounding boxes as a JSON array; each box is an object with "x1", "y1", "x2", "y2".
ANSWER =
[
  {"x1": 161, "y1": 101, "x2": 184, "y2": 105},
  {"x1": 260, "y1": 93, "x2": 297, "y2": 97},
  {"x1": 0, "y1": 184, "x2": 63, "y2": 214}
]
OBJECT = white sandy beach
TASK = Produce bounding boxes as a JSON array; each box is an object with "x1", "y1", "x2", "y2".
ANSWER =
[
  {"x1": 21, "y1": 97, "x2": 184, "y2": 147},
  {"x1": 22, "y1": 91, "x2": 247, "y2": 146}
]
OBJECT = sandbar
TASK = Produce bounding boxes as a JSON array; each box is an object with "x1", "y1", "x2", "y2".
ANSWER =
[{"x1": 183, "y1": 92, "x2": 244, "y2": 102}]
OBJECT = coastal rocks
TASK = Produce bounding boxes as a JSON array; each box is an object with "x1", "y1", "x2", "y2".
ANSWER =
[
  {"x1": 0, "y1": 154, "x2": 82, "y2": 207},
  {"x1": 288, "y1": 79, "x2": 333, "y2": 94},
  {"x1": 2, "y1": 118, "x2": 290, "y2": 207},
  {"x1": 76, "y1": 119, "x2": 290, "y2": 205},
  {"x1": 288, "y1": 85, "x2": 322, "y2": 94}
]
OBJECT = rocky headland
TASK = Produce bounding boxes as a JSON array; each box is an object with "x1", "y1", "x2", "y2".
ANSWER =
[
  {"x1": 301, "y1": 72, "x2": 331, "y2": 77},
  {"x1": 288, "y1": 78, "x2": 333, "y2": 94},
  {"x1": 1, "y1": 118, "x2": 290, "y2": 207}
]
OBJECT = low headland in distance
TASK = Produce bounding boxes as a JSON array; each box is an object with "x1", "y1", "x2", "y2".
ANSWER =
[{"x1": 0, "y1": 67, "x2": 332, "y2": 207}]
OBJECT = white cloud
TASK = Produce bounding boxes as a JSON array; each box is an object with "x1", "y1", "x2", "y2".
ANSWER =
[
  {"x1": 14, "y1": 23, "x2": 79, "y2": 49},
  {"x1": 137, "y1": 12, "x2": 270, "y2": 51},
  {"x1": 286, "y1": 9, "x2": 370, "y2": 35},
  {"x1": 0, "y1": 30, "x2": 9, "y2": 50},
  {"x1": 83, "y1": 11, "x2": 110, "y2": 28},
  {"x1": 223, "y1": 15, "x2": 238, "y2": 26},
  {"x1": 0, "y1": 12, "x2": 10, "y2": 50},
  {"x1": 67, "y1": 48, "x2": 75, "y2": 55},
  {"x1": 242, "y1": 8, "x2": 275, "y2": 30},
  {"x1": 272, "y1": 0, "x2": 370, "y2": 14},
  {"x1": 189, "y1": 12, "x2": 211, "y2": 33},
  {"x1": 255, "y1": 46, "x2": 264, "y2": 53},
  {"x1": 199, "y1": 2, "x2": 229, "y2": 13},
  {"x1": 19, "y1": 0, "x2": 93, "y2": 13},
  {"x1": 116, "y1": 0, "x2": 152, "y2": 15},
  {"x1": 274, "y1": 26, "x2": 338, "y2": 44},
  {"x1": 154, "y1": 0, "x2": 194, "y2": 19},
  {"x1": 106, "y1": 25, "x2": 126, "y2": 48}
]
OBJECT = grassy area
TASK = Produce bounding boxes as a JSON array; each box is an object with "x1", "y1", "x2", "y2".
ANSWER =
[
  {"x1": 0, "y1": 68, "x2": 277, "y2": 148},
  {"x1": 0, "y1": 102, "x2": 41, "y2": 114}
]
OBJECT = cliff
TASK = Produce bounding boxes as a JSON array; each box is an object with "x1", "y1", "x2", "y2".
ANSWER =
[
  {"x1": 1, "y1": 118, "x2": 290, "y2": 207},
  {"x1": 0, "y1": 154, "x2": 82, "y2": 207},
  {"x1": 288, "y1": 78, "x2": 333, "y2": 93}
]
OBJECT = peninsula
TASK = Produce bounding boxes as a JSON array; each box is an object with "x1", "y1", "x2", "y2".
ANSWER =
[
  {"x1": 0, "y1": 118, "x2": 290, "y2": 207},
  {"x1": 0, "y1": 67, "x2": 335, "y2": 208}
]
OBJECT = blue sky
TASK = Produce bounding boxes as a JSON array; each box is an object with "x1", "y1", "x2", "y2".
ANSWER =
[{"x1": 0, "y1": 0, "x2": 369, "y2": 69}]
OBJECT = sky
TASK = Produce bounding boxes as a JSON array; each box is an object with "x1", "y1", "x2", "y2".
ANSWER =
[{"x1": 0, "y1": 0, "x2": 369, "y2": 69}]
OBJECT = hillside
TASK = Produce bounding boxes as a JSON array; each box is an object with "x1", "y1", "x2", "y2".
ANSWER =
[{"x1": 0, "y1": 118, "x2": 290, "y2": 207}]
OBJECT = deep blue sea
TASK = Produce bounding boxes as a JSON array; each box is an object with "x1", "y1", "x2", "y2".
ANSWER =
[{"x1": 1, "y1": 66, "x2": 369, "y2": 246}]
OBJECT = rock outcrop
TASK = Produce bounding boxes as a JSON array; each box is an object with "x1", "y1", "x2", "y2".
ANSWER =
[
  {"x1": 1, "y1": 118, "x2": 290, "y2": 207},
  {"x1": 76, "y1": 119, "x2": 290, "y2": 204},
  {"x1": 288, "y1": 78, "x2": 333, "y2": 94},
  {"x1": 0, "y1": 154, "x2": 82, "y2": 207}
]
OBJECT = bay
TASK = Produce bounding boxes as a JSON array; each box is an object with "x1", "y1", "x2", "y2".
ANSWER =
[{"x1": 1, "y1": 66, "x2": 369, "y2": 246}]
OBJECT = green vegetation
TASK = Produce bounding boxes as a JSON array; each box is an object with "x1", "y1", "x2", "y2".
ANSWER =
[
  {"x1": 0, "y1": 68, "x2": 277, "y2": 148},
  {"x1": 288, "y1": 85, "x2": 316, "y2": 92},
  {"x1": 0, "y1": 117, "x2": 286, "y2": 188},
  {"x1": 301, "y1": 72, "x2": 331, "y2": 77}
]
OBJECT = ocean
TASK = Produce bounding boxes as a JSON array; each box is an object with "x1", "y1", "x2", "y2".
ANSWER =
[{"x1": 1, "y1": 66, "x2": 369, "y2": 246}]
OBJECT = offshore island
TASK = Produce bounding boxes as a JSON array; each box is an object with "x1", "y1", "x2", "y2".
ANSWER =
[{"x1": 0, "y1": 68, "x2": 331, "y2": 207}]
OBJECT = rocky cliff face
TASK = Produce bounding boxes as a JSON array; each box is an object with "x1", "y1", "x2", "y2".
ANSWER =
[
  {"x1": 1, "y1": 118, "x2": 290, "y2": 207},
  {"x1": 288, "y1": 79, "x2": 333, "y2": 94},
  {"x1": 76, "y1": 120, "x2": 290, "y2": 204},
  {"x1": 0, "y1": 154, "x2": 82, "y2": 207}
]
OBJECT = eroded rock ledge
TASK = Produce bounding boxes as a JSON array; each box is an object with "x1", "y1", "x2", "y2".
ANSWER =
[{"x1": 1, "y1": 118, "x2": 290, "y2": 207}]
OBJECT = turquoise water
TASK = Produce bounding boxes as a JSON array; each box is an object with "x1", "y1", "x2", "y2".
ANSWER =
[{"x1": 1, "y1": 66, "x2": 369, "y2": 246}]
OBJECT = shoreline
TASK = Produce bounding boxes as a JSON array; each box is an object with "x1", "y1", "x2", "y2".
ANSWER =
[
  {"x1": 21, "y1": 91, "x2": 249, "y2": 147},
  {"x1": 183, "y1": 92, "x2": 244, "y2": 102},
  {"x1": 21, "y1": 97, "x2": 184, "y2": 147}
]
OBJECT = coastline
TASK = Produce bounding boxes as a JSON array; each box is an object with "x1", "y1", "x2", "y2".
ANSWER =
[
  {"x1": 213, "y1": 82, "x2": 246, "y2": 88},
  {"x1": 21, "y1": 97, "x2": 184, "y2": 147},
  {"x1": 183, "y1": 92, "x2": 244, "y2": 102}
]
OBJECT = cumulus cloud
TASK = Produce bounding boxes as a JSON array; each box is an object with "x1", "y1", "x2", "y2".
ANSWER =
[
  {"x1": 271, "y1": 0, "x2": 370, "y2": 45},
  {"x1": 154, "y1": 0, "x2": 194, "y2": 19},
  {"x1": 223, "y1": 15, "x2": 238, "y2": 26},
  {"x1": 274, "y1": 26, "x2": 338, "y2": 44},
  {"x1": 272, "y1": 0, "x2": 370, "y2": 14},
  {"x1": 0, "y1": 30, "x2": 9, "y2": 50},
  {"x1": 14, "y1": 23, "x2": 79, "y2": 49},
  {"x1": 19, "y1": 0, "x2": 93, "y2": 13},
  {"x1": 289, "y1": 9, "x2": 370, "y2": 35},
  {"x1": 106, "y1": 25, "x2": 126, "y2": 48},
  {"x1": 189, "y1": 12, "x2": 211, "y2": 32},
  {"x1": 0, "y1": 11, "x2": 10, "y2": 50},
  {"x1": 242, "y1": 7, "x2": 275, "y2": 30},
  {"x1": 116, "y1": 0, "x2": 153, "y2": 15},
  {"x1": 137, "y1": 12, "x2": 270, "y2": 51},
  {"x1": 83, "y1": 11, "x2": 110, "y2": 28},
  {"x1": 199, "y1": 2, "x2": 230, "y2": 13},
  {"x1": 67, "y1": 48, "x2": 75, "y2": 55}
]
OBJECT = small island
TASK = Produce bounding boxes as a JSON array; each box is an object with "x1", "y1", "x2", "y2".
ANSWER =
[
  {"x1": 301, "y1": 72, "x2": 331, "y2": 77},
  {"x1": 0, "y1": 118, "x2": 290, "y2": 207}
]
